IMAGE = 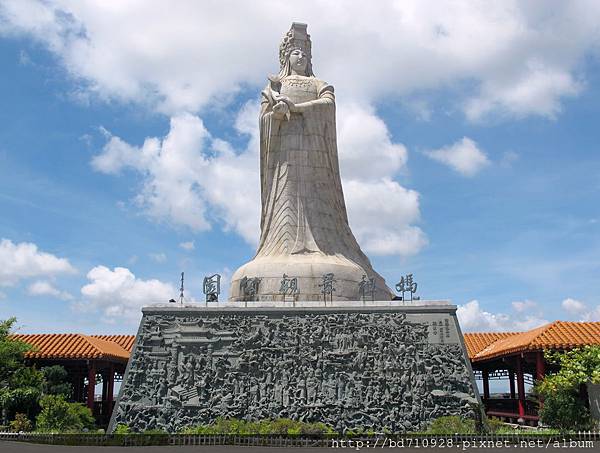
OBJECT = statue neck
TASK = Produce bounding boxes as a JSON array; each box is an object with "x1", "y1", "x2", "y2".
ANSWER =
[{"x1": 290, "y1": 68, "x2": 308, "y2": 77}]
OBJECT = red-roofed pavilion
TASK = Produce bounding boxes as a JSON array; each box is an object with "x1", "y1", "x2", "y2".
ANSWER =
[{"x1": 10, "y1": 334, "x2": 135, "y2": 427}]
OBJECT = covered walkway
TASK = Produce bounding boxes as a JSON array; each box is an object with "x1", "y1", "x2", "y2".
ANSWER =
[{"x1": 465, "y1": 321, "x2": 600, "y2": 425}]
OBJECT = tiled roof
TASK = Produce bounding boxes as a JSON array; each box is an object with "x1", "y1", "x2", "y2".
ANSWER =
[
  {"x1": 10, "y1": 334, "x2": 130, "y2": 361},
  {"x1": 472, "y1": 321, "x2": 600, "y2": 361},
  {"x1": 463, "y1": 332, "x2": 520, "y2": 358},
  {"x1": 91, "y1": 335, "x2": 135, "y2": 352}
]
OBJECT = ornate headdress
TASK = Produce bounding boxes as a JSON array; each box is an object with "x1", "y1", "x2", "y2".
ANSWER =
[{"x1": 279, "y1": 22, "x2": 312, "y2": 69}]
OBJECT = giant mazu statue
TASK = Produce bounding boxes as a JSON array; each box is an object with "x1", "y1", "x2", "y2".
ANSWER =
[{"x1": 109, "y1": 23, "x2": 481, "y2": 433}]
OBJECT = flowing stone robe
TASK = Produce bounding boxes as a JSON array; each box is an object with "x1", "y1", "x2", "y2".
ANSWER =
[{"x1": 229, "y1": 74, "x2": 392, "y2": 301}]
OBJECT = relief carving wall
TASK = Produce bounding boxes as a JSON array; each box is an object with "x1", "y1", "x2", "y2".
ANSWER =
[{"x1": 110, "y1": 308, "x2": 479, "y2": 433}]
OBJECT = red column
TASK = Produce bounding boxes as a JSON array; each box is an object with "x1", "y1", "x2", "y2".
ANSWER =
[
  {"x1": 536, "y1": 351, "x2": 546, "y2": 411},
  {"x1": 482, "y1": 369, "x2": 490, "y2": 400},
  {"x1": 535, "y1": 351, "x2": 545, "y2": 381},
  {"x1": 516, "y1": 356, "x2": 526, "y2": 419},
  {"x1": 509, "y1": 370, "x2": 516, "y2": 398},
  {"x1": 87, "y1": 362, "x2": 96, "y2": 410},
  {"x1": 106, "y1": 364, "x2": 115, "y2": 423},
  {"x1": 101, "y1": 371, "x2": 108, "y2": 402},
  {"x1": 107, "y1": 364, "x2": 115, "y2": 406}
]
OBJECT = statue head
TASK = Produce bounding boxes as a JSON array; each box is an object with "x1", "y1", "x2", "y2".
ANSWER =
[
  {"x1": 288, "y1": 48, "x2": 309, "y2": 75},
  {"x1": 277, "y1": 22, "x2": 314, "y2": 78}
]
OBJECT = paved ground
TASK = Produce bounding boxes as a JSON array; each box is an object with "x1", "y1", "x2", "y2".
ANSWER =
[{"x1": 1, "y1": 440, "x2": 598, "y2": 453}]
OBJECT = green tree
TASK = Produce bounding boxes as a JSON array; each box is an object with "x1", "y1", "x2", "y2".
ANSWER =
[
  {"x1": 536, "y1": 346, "x2": 600, "y2": 430},
  {"x1": 540, "y1": 346, "x2": 600, "y2": 391},
  {"x1": 0, "y1": 318, "x2": 32, "y2": 383},
  {"x1": 35, "y1": 394, "x2": 95, "y2": 432},
  {"x1": 42, "y1": 365, "x2": 72, "y2": 398},
  {"x1": 2, "y1": 366, "x2": 44, "y2": 422},
  {"x1": 0, "y1": 318, "x2": 42, "y2": 424}
]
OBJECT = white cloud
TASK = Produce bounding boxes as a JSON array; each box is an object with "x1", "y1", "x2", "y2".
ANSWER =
[
  {"x1": 458, "y1": 300, "x2": 508, "y2": 331},
  {"x1": 464, "y1": 62, "x2": 582, "y2": 121},
  {"x1": 0, "y1": 238, "x2": 76, "y2": 287},
  {"x1": 93, "y1": 107, "x2": 261, "y2": 244},
  {"x1": 91, "y1": 131, "x2": 144, "y2": 174},
  {"x1": 93, "y1": 113, "x2": 214, "y2": 232},
  {"x1": 80, "y1": 265, "x2": 176, "y2": 320},
  {"x1": 2, "y1": 1, "x2": 598, "y2": 120},
  {"x1": 512, "y1": 299, "x2": 537, "y2": 313},
  {"x1": 343, "y1": 179, "x2": 427, "y2": 256},
  {"x1": 425, "y1": 137, "x2": 490, "y2": 176},
  {"x1": 587, "y1": 306, "x2": 600, "y2": 321},
  {"x1": 149, "y1": 253, "x2": 167, "y2": 263},
  {"x1": 27, "y1": 280, "x2": 73, "y2": 301},
  {"x1": 560, "y1": 297, "x2": 600, "y2": 321},
  {"x1": 179, "y1": 241, "x2": 195, "y2": 251},
  {"x1": 336, "y1": 102, "x2": 425, "y2": 256},
  {"x1": 561, "y1": 297, "x2": 587, "y2": 314},
  {"x1": 337, "y1": 103, "x2": 407, "y2": 181},
  {"x1": 457, "y1": 300, "x2": 548, "y2": 332}
]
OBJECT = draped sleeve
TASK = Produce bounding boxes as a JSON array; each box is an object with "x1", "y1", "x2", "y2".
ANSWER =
[{"x1": 258, "y1": 84, "x2": 281, "y2": 236}]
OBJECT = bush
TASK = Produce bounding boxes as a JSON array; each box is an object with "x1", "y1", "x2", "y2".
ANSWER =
[
  {"x1": 426, "y1": 416, "x2": 476, "y2": 435},
  {"x1": 35, "y1": 395, "x2": 95, "y2": 432},
  {"x1": 536, "y1": 346, "x2": 600, "y2": 431},
  {"x1": 114, "y1": 423, "x2": 131, "y2": 434},
  {"x1": 299, "y1": 421, "x2": 335, "y2": 435},
  {"x1": 66, "y1": 400, "x2": 96, "y2": 430},
  {"x1": 9, "y1": 413, "x2": 32, "y2": 432},
  {"x1": 485, "y1": 417, "x2": 506, "y2": 433},
  {"x1": 260, "y1": 418, "x2": 299, "y2": 435},
  {"x1": 258, "y1": 418, "x2": 333, "y2": 435},
  {"x1": 180, "y1": 417, "x2": 334, "y2": 435},
  {"x1": 538, "y1": 388, "x2": 592, "y2": 431},
  {"x1": 143, "y1": 428, "x2": 169, "y2": 434}
]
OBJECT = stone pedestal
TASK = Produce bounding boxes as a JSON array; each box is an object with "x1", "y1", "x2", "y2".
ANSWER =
[
  {"x1": 109, "y1": 302, "x2": 481, "y2": 433},
  {"x1": 229, "y1": 255, "x2": 391, "y2": 301}
]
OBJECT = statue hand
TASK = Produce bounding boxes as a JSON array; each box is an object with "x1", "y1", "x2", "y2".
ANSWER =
[
  {"x1": 277, "y1": 96, "x2": 297, "y2": 113},
  {"x1": 272, "y1": 101, "x2": 290, "y2": 120}
]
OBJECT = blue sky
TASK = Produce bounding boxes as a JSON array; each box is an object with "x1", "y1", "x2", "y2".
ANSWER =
[{"x1": 1, "y1": 1, "x2": 600, "y2": 334}]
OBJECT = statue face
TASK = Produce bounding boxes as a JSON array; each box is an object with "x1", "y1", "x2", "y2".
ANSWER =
[{"x1": 288, "y1": 48, "x2": 308, "y2": 74}]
